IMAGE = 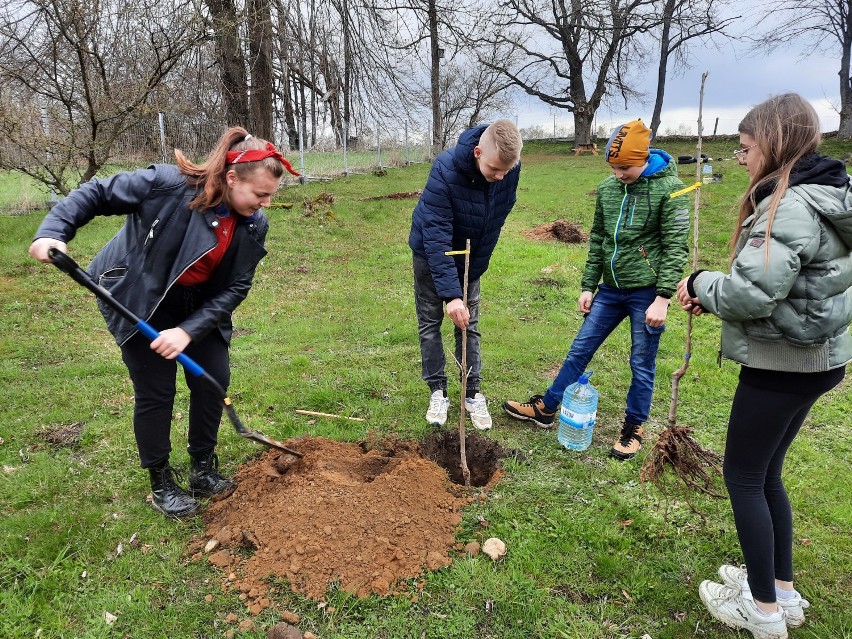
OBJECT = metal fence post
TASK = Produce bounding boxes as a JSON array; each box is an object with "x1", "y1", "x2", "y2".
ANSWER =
[
  {"x1": 41, "y1": 107, "x2": 57, "y2": 205},
  {"x1": 158, "y1": 112, "x2": 167, "y2": 164},
  {"x1": 405, "y1": 121, "x2": 410, "y2": 165},
  {"x1": 376, "y1": 118, "x2": 382, "y2": 169},
  {"x1": 298, "y1": 121, "x2": 306, "y2": 183},
  {"x1": 343, "y1": 120, "x2": 349, "y2": 176}
]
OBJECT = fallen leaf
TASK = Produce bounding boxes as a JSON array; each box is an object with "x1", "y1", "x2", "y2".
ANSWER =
[
  {"x1": 799, "y1": 538, "x2": 813, "y2": 546},
  {"x1": 617, "y1": 519, "x2": 634, "y2": 527}
]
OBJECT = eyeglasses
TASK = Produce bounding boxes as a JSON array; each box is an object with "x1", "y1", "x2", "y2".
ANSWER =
[{"x1": 733, "y1": 144, "x2": 758, "y2": 162}]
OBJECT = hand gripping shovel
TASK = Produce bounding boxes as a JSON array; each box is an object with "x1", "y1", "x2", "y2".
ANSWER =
[{"x1": 48, "y1": 248, "x2": 302, "y2": 457}]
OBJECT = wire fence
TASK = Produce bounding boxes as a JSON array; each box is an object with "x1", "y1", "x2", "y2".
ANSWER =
[{"x1": 0, "y1": 112, "x2": 433, "y2": 215}]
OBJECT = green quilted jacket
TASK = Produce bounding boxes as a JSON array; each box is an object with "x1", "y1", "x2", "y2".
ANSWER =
[
  {"x1": 693, "y1": 157, "x2": 852, "y2": 372},
  {"x1": 581, "y1": 151, "x2": 690, "y2": 298}
]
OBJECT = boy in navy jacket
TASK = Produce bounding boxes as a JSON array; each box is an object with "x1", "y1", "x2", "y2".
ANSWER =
[{"x1": 409, "y1": 119, "x2": 522, "y2": 429}]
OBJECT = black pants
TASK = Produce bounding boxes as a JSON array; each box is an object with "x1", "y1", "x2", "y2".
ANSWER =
[
  {"x1": 724, "y1": 365, "x2": 845, "y2": 602},
  {"x1": 120, "y1": 286, "x2": 230, "y2": 468}
]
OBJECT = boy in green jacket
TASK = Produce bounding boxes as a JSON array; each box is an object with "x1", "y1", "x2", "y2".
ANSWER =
[{"x1": 503, "y1": 119, "x2": 689, "y2": 459}]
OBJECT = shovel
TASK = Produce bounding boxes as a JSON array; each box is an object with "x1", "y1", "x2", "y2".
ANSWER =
[{"x1": 47, "y1": 248, "x2": 302, "y2": 457}]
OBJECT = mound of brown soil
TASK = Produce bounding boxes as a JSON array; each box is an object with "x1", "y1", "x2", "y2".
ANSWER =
[
  {"x1": 195, "y1": 436, "x2": 473, "y2": 602},
  {"x1": 524, "y1": 219, "x2": 587, "y2": 243}
]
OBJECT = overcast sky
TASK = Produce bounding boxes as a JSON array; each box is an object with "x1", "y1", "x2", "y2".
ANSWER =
[{"x1": 511, "y1": 38, "x2": 842, "y2": 136}]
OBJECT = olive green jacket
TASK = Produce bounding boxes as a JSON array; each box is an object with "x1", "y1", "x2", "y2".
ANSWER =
[
  {"x1": 581, "y1": 153, "x2": 690, "y2": 298},
  {"x1": 694, "y1": 181, "x2": 852, "y2": 372}
]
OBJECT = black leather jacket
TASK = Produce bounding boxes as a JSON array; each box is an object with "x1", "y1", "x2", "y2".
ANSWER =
[{"x1": 34, "y1": 164, "x2": 269, "y2": 345}]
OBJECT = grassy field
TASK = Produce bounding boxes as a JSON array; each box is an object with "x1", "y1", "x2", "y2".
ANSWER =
[{"x1": 1, "y1": 137, "x2": 851, "y2": 638}]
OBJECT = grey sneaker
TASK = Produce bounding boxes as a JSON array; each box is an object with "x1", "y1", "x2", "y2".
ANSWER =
[
  {"x1": 425, "y1": 390, "x2": 450, "y2": 426},
  {"x1": 699, "y1": 579, "x2": 788, "y2": 639},
  {"x1": 464, "y1": 393, "x2": 492, "y2": 430},
  {"x1": 718, "y1": 564, "x2": 809, "y2": 628}
]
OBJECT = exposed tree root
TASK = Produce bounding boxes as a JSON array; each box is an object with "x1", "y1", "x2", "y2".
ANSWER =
[{"x1": 640, "y1": 425, "x2": 725, "y2": 498}]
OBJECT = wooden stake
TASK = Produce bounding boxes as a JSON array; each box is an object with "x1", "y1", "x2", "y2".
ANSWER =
[
  {"x1": 457, "y1": 238, "x2": 472, "y2": 487},
  {"x1": 668, "y1": 71, "x2": 707, "y2": 427},
  {"x1": 295, "y1": 409, "x2": 366, "y2": 422},
  {"x1": 641, "y1": 72, "x2": 724, "y2": 498}
]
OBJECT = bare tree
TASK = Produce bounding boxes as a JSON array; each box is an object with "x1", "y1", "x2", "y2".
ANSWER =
[
  {"x1": 648, "y1": 0, "x2": 738, "y2": 134},
  {"x1": 205, "y1": 0, "x2": 251, "y2": 127},
  {"x1": 481, "y1": 0, "x2": 658, "y2": 144},
  {"x1": 0, "y1": 0, "x2": 205, "y2": 194},
  {"x1": 248, "y1": 0, "x2": 275, "y2": 139},
  {"x1": 752, "y1": 0, "x2": 852, "y2": 139}
]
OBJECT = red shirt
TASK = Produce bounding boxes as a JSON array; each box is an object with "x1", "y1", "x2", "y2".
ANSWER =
[{"x1": 177, "y1": 213, "x2": 237, "y2": 286}]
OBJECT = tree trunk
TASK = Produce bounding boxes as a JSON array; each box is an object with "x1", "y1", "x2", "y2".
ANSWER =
[
  {"x1": 650, "y1": 0, "x2": 675, "y2": 135},
  {"x1": 428, "y1": 0, "x2": 442, "y2": 155},
  {"x1": 839, "y1": 29, "x2": 852, "y2": 140},
  {"x1": 205, "y1": 0, "x2": 250, "y2": 127},
  {"x1": 573, "y1": 107, "x2": 594, "y2": 146},
  {"x1": 247, "y1": 0, "x2": 274, "y2": 140}
]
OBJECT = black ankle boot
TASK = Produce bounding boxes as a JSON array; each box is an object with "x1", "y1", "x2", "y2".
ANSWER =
[
  {"x1": 189, "y1": 452, "x2": 236, "y2": 499},
  {"x1": 149, "y1": 465, "x2": 199, "y2": 518}
]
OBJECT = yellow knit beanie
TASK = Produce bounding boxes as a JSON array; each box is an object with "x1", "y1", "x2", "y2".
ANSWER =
[{"x1": 605, "y1": 119, "x2": 651, "y2": 167}]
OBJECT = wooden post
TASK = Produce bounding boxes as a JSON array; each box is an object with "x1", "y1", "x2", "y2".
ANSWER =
[
  {"x1": 457, "y1": 238, "x2": 472, "y2": 487},
  {"x1": 668, "y1": 71, "x2": 707, "y2": 428}
]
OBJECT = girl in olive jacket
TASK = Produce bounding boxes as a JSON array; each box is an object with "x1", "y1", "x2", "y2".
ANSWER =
[{"x1": 678, "y1": 93, "x2": 852, "y2": 639}]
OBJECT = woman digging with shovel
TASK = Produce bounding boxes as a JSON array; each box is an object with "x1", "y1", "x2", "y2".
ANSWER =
[
  {"x1": 29, "y1": 127, "x2": 299, "y2": 519},
  {"x1": 677, "y1": 93, "x2": 852, "y2": 639}
]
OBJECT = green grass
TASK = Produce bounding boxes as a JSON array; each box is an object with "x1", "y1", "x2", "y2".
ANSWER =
[{"x1": 1, "y1": 137, "x2": 851, "y2": 638}]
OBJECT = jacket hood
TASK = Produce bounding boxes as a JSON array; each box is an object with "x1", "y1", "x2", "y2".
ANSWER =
[
  {"x1": 452, "y1": 124, "x2": 488, "y2": 181},
  {"x1": 642, "y1": 149, "x2": 673, "y2": 177},
  {"x1": 783, "y1": 153, "x2": 852, "y2": 248},
  {"x1": 789, "y1": 181, "x2": 852, "y2": 249},
  {"x1": 790, "y1": 153, "x2": 849, "y2": 189}
]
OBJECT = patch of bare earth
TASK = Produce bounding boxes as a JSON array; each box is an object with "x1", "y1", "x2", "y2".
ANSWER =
[{"x1": 524, "y1": 220, "x2": 587, "y2": 243}]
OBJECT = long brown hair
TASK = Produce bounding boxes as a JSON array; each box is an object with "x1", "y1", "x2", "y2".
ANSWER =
[
  {"x1": 174, "y1": 127, "x2": 287, "y2": 211},
  {"x1": 732, "y1": 93, "x2": 821, "y2": 264}
]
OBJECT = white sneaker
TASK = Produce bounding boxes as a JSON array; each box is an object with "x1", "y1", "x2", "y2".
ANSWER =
[
  {"x1": 699, "y1": 579, "x2": 788, "y2": 639},
  {"x1": 464, "y1": 393, "x2": 492, "y2": 430},
  {"x1": 425, "y1": 390, "x2": 450, "y2": 426},
  {"x1": 718, "y1": 564, "x2": 809, "y2": 628}
]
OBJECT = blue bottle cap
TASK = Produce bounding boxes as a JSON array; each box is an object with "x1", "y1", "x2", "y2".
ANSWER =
[{"x1": 578, "y1": 370, "x2": 593, "y2": 384}]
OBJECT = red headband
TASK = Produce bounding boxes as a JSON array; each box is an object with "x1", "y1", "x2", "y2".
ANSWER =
[{"x1": 226, "y1": 142, "x2": 300, "y2": 176}]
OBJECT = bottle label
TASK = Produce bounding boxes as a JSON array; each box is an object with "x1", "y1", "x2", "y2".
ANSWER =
[{"x1": 561, "y1": 408, "x2": 597, "y2": 429}]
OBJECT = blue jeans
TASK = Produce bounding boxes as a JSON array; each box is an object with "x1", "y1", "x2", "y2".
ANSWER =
[
  {"x1": 543, "y1": 285, "x2": 664, "y2": 424},
  {"x1": 413, "y1": 252, "x2": 481, "y2": 394}
]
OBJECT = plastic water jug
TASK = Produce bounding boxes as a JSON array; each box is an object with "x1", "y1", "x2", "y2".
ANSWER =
[{"x1": 557, "y1": 371, "x2": 598, "y2": 451}]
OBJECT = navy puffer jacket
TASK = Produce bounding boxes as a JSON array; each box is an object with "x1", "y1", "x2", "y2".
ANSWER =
[{"x1": 408, "y1": 125, "x2": 521, "y2": 300}]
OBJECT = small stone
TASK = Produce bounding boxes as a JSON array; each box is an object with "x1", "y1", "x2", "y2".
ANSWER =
[
  {"x1": 267, "y1": 622, "x2": 302, "y2": 639},
  {"x1": 204, "y1": 538, "x2": 220, "y2": 553},
  {"x1": 204, "y1": 594, "x2": 213, "y2": 603},
  {"x1": 482, "y1": 537, "x2": 507, "y2": 560},
  {"x1": 464, "y1": 541, "x2": 481, "y2": 557},
  {"x1": 237, "y1": 619, "x2": 256, "y2": 632}
]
